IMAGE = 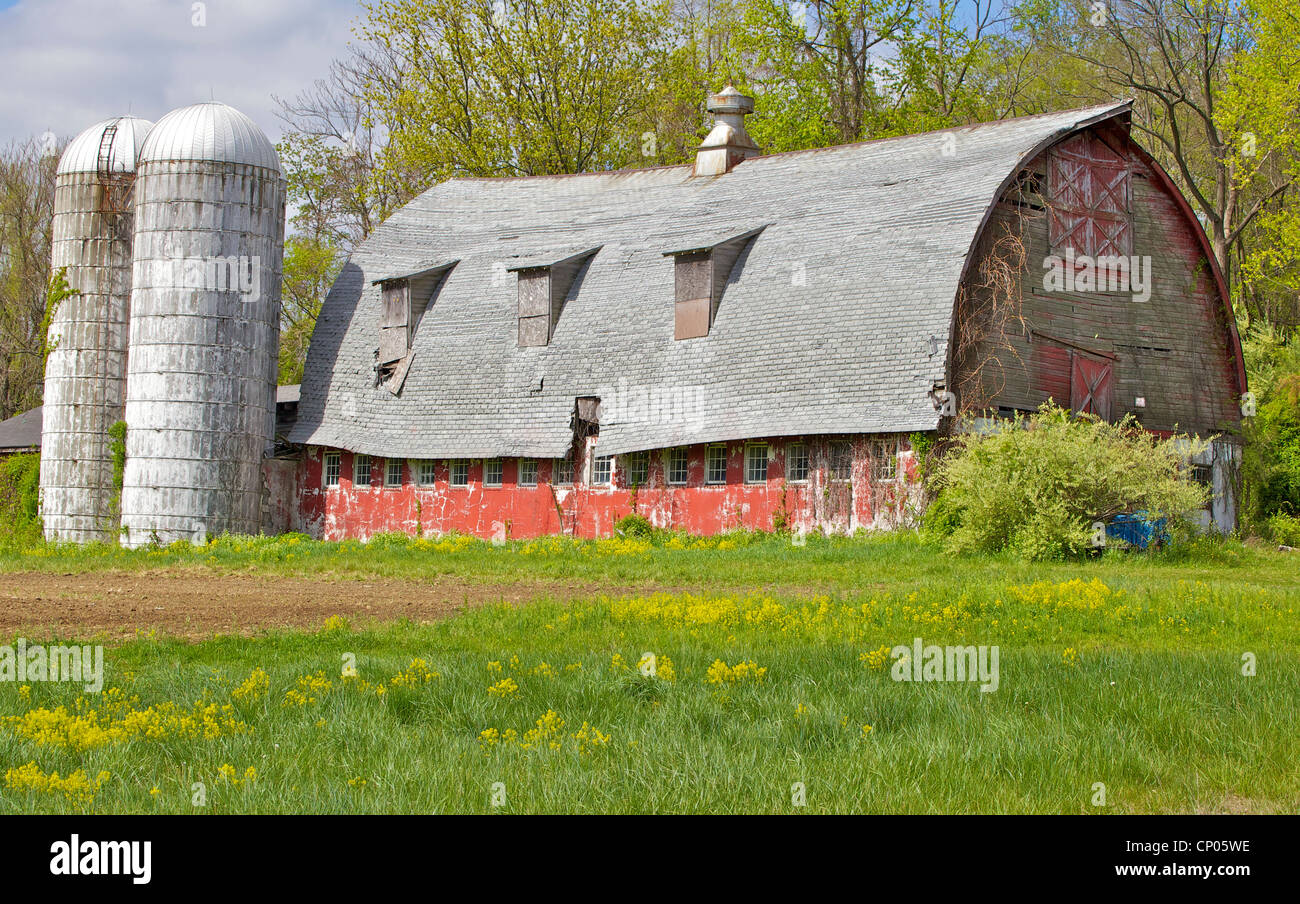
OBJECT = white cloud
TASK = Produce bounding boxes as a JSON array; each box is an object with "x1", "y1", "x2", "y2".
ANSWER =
[{"x1": 0, "y1": 0, "x2": 359, "y2": 147}]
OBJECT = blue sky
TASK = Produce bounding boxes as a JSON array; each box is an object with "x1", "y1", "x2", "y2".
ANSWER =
[{"x1": 0, "y1": 0, "x2": 359, "y2": 147}]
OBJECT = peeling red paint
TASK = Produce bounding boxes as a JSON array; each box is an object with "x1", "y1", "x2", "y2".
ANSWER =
[{"x1": 291, "y1": 436, "x2": 921, "y2": 540}]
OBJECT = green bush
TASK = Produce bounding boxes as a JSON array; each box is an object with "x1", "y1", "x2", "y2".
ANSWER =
[
  {"x1": 0, "y1": 452, "x2": 43, "y2": 546},
  {"x1": 931, "y1": 403, "x2": 1210, "y2": 560},
  {"x1": 1266, "y1": 512, "x2": 1300, "y2": 546},
  {"x1": 615, "y1": 513, "x2": 653, "y2": 538},
  {"x1": 1241, "y1": 327, "x2": 1300, "y2": 535}
]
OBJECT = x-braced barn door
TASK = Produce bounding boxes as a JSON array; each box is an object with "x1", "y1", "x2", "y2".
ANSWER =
[{"x1": 1070, "y1": 352, "x2": 1113, "y2": 420}]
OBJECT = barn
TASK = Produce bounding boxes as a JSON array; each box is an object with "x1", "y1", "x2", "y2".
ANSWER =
[{"x1": 282, "y1": 90, "x2": 1245, "y2": 540}]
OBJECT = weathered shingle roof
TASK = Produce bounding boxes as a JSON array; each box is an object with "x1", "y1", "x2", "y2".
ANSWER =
[
  {"x1": 0, "y1": 407, "x2": 42, "y2": 452},
  {"x1": 292, "y1": 102, "x2": 1131, "y2": 458}
]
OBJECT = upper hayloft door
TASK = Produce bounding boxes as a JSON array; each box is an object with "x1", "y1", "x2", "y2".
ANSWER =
[
  {"x1": 1070, "y1": 352, "x2": 1113, "y2": 420},
  {"x1": 1048, "y1": 132, "x2": 1132, "y2": 258},
  {"x1": 379, "y1": 281, "x2": 411, "y2": 365}
]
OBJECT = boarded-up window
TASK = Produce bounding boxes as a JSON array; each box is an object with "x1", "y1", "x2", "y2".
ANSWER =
[
  {"x1": 518, "y1": 269, "x2": 552, "y2": 347},
  {"x1": 1070, "y1": 353, "x2": 1114, "y2": 421},
  {"x1": 1049, "y1": 133, "x2": 1132, "y2": 259},
  {"x1": 674, "y1": 251, "x2": 712, "y2": 340},
  {"x1": 379, "y1": 281, "x2": 411, "y2": 365}
]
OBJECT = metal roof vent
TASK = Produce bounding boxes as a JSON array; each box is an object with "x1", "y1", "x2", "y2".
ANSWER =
[{"x1": 694, "y1": 86, "x2": 760, "y2": 177}]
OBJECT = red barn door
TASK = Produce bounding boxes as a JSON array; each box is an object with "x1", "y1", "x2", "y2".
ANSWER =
[{"x1": 1070, "y1": 353, "x2": 1113, "y2": 420}]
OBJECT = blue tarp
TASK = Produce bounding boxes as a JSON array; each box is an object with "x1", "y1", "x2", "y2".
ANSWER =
[{"x1": 1105, "y1": 512, "x2": 1169, "y2": 549}]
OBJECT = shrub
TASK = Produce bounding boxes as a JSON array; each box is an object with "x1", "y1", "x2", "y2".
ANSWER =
[
  {"x1": 0, "y1": 452, "x2": 42, "y2": 546},
  {"x1": 1267, "y1": 512, "x2": 1300, "y2": 546},
  {"x1": 931, "y1": 403, "x2": 1210, "y2": 560},
  {"x1": 615, "y1": 513, "x2": 653, "y2": 538}
]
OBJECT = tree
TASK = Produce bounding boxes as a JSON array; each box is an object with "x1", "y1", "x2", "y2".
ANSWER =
[
  {"x1": 358, "y1": 0, "x2": 677, "y2": 184},
  {"x1": 0, "y1": 137, "x2": 60, "y2": 419},
  {"x1": 1215, "y1": 0, "x2": 1300, "y2": 331},
  {"x1": 1040, "y1": 1, "x2": 1265, "y2": 285},
  {"x1": 732, "y1": 0, "x2": 914, "y2": 149},
  {"x1": 279, "y1": 237, "x2": 341, "y2": 385}
]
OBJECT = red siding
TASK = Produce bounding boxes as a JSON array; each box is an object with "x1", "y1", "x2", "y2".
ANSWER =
[{"x1": 293, "y1": 437, "x2": 920, "y2": 541}]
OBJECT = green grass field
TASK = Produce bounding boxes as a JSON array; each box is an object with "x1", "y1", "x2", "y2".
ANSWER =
[{"x1": 0, "y1": 531, "x2": 1296, "y2": 813}]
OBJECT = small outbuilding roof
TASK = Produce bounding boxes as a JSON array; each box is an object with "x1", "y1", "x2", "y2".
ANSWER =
[{"x1": 0, "y1": 407, "x2": 42, "y2": 453}]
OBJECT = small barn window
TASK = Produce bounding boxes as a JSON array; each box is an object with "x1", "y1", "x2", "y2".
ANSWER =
[
  {"x1": 448, "y1": 460, "x2": 468, "y2": 487},
  {"x1": 869, "y1": 440, "x2": 898, "y2": 482},
  {"x1": 416, "y1": 460, "x2": 438, "y2": 486},
  {"x1": 323, "y1": 451, "x2": 341, "y2": 487},
  {"x1": 667, "y1": 448, "x2": 688, "y2": 485},
  {"x1": 484, "y1": 459, "x2": 503, "y2": 487},
  {"x1": 624, "y1": 451, "x2": 650, "y2": 487},
  {"x1": 519, "y1": 458, "x2": 538, "y2": 487},
  {"x1": 829, "y1": 442, "x2": 852, "y2": 481},
  {"x1": 706, "y1": 445, "x2": 727, "y2": 484},
  {"x1": 1048, "y1": 132, "x2": 1132, "y2": 259},
  {"x1": 592, "y1": 455, "x2": 613, "y2": 485},
  {"x1": 745, "y1": 443, "x2": 769, "y2": 484},
  {"x1": 553, "y1": 457, "x2": 574, "y2": 485},
  {"x1": 384, "y1": 458, "x2": 403, "y2": 488},
  {"x1": 353, "y1": 454, "x2": 371, "y2": 486},
  {"x1": 786, "y1": 443, "x2": 809, "y2": 482}
]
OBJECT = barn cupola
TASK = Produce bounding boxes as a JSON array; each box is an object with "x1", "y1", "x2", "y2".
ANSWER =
[{"x1": 694, "y1": 86, "x2": 760, "y2": 177}]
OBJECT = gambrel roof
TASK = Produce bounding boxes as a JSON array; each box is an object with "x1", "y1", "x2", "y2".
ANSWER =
[{"x1": 291, "y1": 101, "x2": 1133, "y2": 458}]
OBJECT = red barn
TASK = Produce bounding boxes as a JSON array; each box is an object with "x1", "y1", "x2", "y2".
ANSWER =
[{"x1": 284, "y1": 92, "x2": 1245, "y2": 540}]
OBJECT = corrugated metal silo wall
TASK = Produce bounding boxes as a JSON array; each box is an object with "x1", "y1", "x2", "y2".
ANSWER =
[
  {"x1": 39, "y1": 172, "x2": 136, "y2": 542},
  {"x1": 119, "y1": 160, "x2": 285, "y2": 546}
]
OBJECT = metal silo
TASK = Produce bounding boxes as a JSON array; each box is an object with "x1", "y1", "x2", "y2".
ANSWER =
[
  {"x1": 119, "y1": 102, "x2": 285, "y2": 547},
  {"x1": 40, "y1": 116, "x2": 153, "y2": 543}
]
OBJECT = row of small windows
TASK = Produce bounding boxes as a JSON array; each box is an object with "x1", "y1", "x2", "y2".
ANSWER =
[{"x1": 323, "y1": 441, "x2": 900, "y2": 489}]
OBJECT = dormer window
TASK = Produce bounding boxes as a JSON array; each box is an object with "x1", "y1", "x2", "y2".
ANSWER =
[
  {"x1": 663, "y1": 226, "x2": 766, "y2": 340},
  {"x1": 509, "y1": 248, "x2": 600, "y2": 347},
  {"x1": 373, "y1": 261, "x2": 457, "y2": 394}
]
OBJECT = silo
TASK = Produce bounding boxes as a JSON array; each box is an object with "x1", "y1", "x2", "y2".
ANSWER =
[
  {"x1": 40, "y1": 116, "x2": 154, "y2": 543},
  {"x1": 119, "y1": 102, "x2": 285, "y2": 547}
]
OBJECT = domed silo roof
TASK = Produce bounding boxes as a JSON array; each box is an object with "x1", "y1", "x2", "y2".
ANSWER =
[
  {"x1": 56, "y1": 116, "x2": 154, "y2": 175},
  {"x1": 139, "y1": 101, "x2": 280, "y2": 172}
]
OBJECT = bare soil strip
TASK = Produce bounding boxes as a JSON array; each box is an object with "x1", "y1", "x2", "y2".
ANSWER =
[{"x1": 0, "y1": 571, "x2": 654, "y2": 640}]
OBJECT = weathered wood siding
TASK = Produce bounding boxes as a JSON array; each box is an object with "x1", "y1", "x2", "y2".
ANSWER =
[{"x1": 953, "y1": 125, "x2": 1244, "y2": 440}]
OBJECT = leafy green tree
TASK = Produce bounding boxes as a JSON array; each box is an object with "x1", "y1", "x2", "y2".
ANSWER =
[
  {"x1": 358, "y1": 0, "x2": 677, "y2": 185},
  {"x1": 279, "y1": 236, "x2": 343, "y2": 385},
  {"x1": 1216, "y1": 0, "x2": 1300, "y2": 331}
]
